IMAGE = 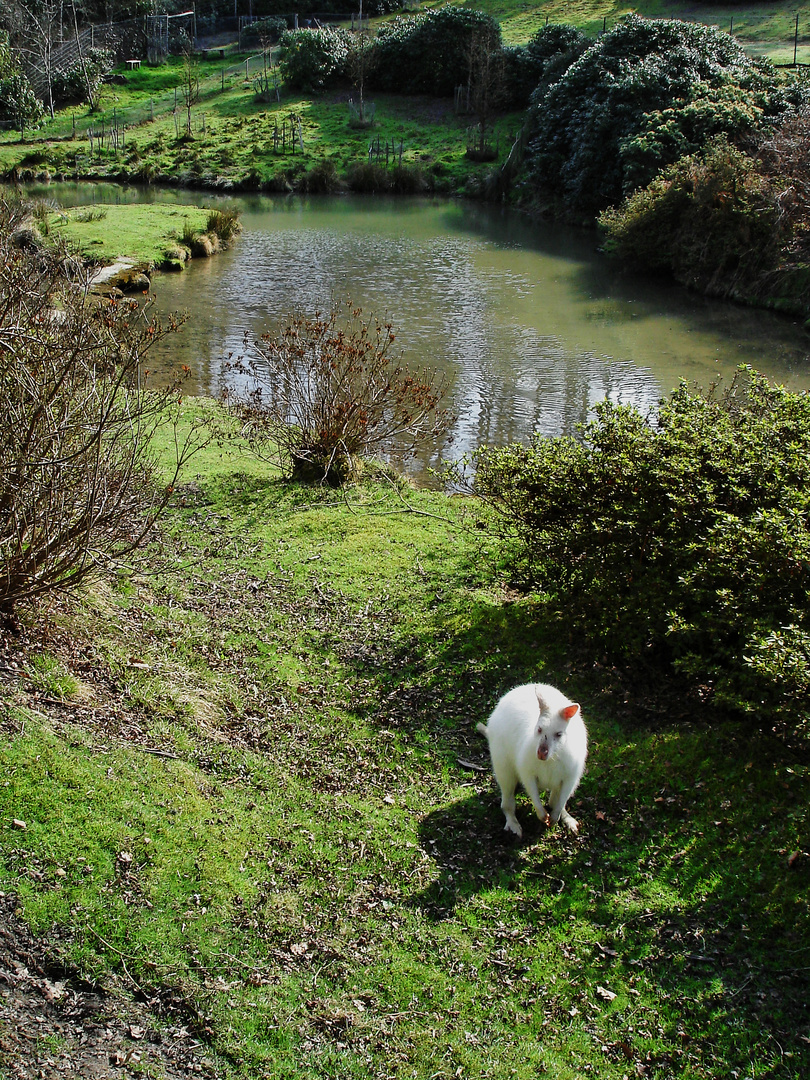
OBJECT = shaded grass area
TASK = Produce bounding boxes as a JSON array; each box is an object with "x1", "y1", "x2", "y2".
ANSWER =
[{"x1": 1, "y1": 403, "x2": 808, "y2": 1078}]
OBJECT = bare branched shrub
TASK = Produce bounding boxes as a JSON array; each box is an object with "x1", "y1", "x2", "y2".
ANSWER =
[
  {"x1": 226, "y1": 299, "x2": 454, "y2": 483},
  {"x1": 0, "y1": 196, "x2": 206, "y2": 627}
]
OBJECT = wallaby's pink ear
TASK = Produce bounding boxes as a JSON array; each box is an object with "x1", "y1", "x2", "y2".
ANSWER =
[{"x1": 561, "y1": 703, "x2": 579, "y2": 722}]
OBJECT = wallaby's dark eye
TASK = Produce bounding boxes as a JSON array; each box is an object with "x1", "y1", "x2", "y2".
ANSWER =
[{"x1": 554, "y1": 731, "x2": 563, "y2": 739}]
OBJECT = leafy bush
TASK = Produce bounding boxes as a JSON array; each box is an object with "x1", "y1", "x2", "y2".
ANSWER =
[
  {"x1": 277, "y1": 26, "x2": 352, "y2": 93},
  {"x1": 464, "y1": 369, "x2": 810, "y2": 734},
  {"x1": 0, "y1": 31, "x2": 43, "y2": 131},
  {"x1": 242, "y1": 16, "x2": 288, "y2": 45},
  {"x1": 501, "y1": 25, "x2": 589, "y2": 110},
  {"x1": 599, "y1": 137, "x2": 783, "y2": 299},
  {"x1": 226, "y1": 299, "x2": 453, "y2": 484},
  {"x1": 0, "y1": 197, "x2": 206, "y2": 626},
  {"x1": 368, "y1": 7, "x2": 501, "y2": 97},
  {"x1": 51, "y1": 47, "x2": 114, "y2": 106},
  {"x1": 523, "y1": 16, "x2": 800, "y2": 216}
]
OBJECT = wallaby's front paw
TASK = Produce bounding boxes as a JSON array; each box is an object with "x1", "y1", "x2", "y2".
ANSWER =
[
  {"x1": 504, "y1": 816, "x2": 523, "y2": 838},
  {"x1": 561, "y1": 813, "x2": 578, "y2": 834}
]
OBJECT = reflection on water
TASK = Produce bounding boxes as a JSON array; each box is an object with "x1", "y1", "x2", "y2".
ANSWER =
[{"x1": 21, "y1": 184, "x2": 810, "y2": 481}]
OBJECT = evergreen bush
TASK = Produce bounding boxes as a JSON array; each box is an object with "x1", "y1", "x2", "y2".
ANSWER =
[
  {"x1": 523, "y1": 16, "x2": 802, "y2": 216},
  {"x1": 368, "y1": 7, "x2": 501, "y2": 97},
  {"x1": 599, "y1": 137, "x2": 783, "y2": 299},
  {"x1": 463, "y1": 369, "x2": 810, "y2": 734},
  {"x1": 51, "y1": 47, "x2": 114, "y2": 106},
  {"x1": 277, "y1": 26, "x2": 352, "y2": 93}
]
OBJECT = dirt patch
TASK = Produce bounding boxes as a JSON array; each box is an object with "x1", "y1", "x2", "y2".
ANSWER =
[{"x1": 0, "y1": 894, "x2": 221, "y2": 1079}]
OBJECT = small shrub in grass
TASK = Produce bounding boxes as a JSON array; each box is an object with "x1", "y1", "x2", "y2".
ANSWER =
[
  {"x1": 226, "y1": 299, "x2": 454, "y2": 484},
  {"x1": 461, "y1": 369, "x2": 810, "y2": 735},
  {"x1": 206, "y1": 208, "x2": 242, "y2": 244}
]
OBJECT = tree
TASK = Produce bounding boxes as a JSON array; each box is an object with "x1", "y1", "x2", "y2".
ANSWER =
[
  {"x1": 6, "y1": 0, "x2": 60, "y2": 119},
  {"x1": 0, "y1": 196, "x2": 207, "y2": 626},
  {"x1": 225, "y1": 299, "x2": 454, "y2": 484},
  {"x1": 0, "y1": 30, "x2": 44, "y2": 133},
  {"x1": 180, "y1": 47, "x2": 200, "y2": 136},
  {"x1": 347, "y1": 3, "x2": 371, "y2": 128},
  {"x1": 464, "y1": 29, "x2": 507, "y2": 159}
]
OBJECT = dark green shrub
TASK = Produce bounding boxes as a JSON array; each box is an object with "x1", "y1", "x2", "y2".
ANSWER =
[
  {"x1": 368, "y1": 7, "x2": 501, "y2": 97},
  {"x1": 242, "y1": 16, "x2": 288, "y2": 44},
  {"x1": 502, "y1": 25, "x2": 588, "y2": 109},
  {"x1": 277, "y1": 26, "x2": 352, "y2": 93},
  {"x1": 302, "y1": 158, "x2": 341, "y2": 193},
  {"x1": 51, "y1": 47, "x2": 113, "y2": 106},
  {"x1": 465, "y1": 369, "x2": 810, "y2": 734},
  {"x1": 599, "y1": 137, "x2": 782, "y2": 298},
  {"x1": 523, "y1": 16, "x2": 802, "y2": 216},
  {"x1": 346, "y1": 161, "x2": 389, "y2": 192}
]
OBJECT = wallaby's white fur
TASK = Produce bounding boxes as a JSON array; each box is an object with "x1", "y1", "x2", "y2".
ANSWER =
[{"x1": 477, "y1": 682, "x2": 588, "y2": 838}]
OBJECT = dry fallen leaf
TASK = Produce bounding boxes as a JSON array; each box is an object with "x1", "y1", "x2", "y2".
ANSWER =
[
  {"x1": 596, "y1": 986, "x2": 617, "y2": 1001},
  {"x1": 457, "y1": 758, "x2": 488, "y2": 773}
]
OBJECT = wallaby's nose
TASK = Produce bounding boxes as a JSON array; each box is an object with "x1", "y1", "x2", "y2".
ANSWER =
[{"x1": 537, "y1": 743, "x2": 549, "y2": 761}]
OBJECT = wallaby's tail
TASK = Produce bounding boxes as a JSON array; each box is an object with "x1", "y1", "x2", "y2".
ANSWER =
[{"x1": 476, "y1": 722, "x2": 488, "y2": 738}]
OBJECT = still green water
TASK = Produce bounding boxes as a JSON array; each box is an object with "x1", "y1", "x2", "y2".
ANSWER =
[{"x1": 27, "y1": 183, "x2": 810, "y2": 478}]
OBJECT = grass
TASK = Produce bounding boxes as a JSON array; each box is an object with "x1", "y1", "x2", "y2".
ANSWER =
[
  {"x1": 0, "y1": 53, "x2": 521, "y2": 196},
  {"x1": 1, "y1": 399, "x2": 809, "y2": 1078},
  {"x1": 43, "y1": 201, "x2": 212, "y2": 264}
]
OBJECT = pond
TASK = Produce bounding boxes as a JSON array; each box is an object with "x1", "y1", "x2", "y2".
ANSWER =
[{"x1": 23, "y1": 182, "x2": 810, "y2": 480}]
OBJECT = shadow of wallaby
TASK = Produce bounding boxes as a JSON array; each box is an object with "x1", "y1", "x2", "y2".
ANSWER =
[{"x1": 411, "y1": 790, "x2": 588, "y2": 920}]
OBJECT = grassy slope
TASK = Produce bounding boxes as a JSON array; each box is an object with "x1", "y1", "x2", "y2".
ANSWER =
[
  {"x1": 0, "y1": 55, "x2": 523, "y2": 195},
  {"x1": 2, "y1": 2, "x2": 809, "y2": 193},
  {"x1": 1, "y1": 402, "x2": 808, "y2": 1078}
]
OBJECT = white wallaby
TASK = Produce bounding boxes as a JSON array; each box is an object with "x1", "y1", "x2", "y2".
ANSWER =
[{"x1": 477, "y1": 682, "x2": 588, "y2": 838}]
